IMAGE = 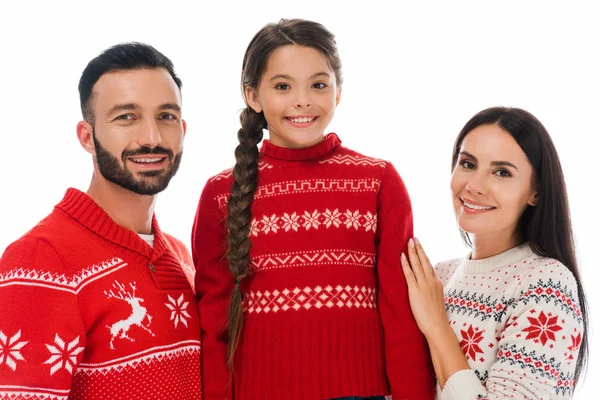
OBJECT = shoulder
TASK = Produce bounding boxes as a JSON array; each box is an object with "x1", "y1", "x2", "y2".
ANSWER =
[
  {"x1": 515, "y1": 252, "x2": 579, "y2": 295},
  {"x1": 1, "y1": 224, "x2": 65, "y2": 275},
  {"x1": 320, "y1": 145, "x2": 389, "y2": 169},
  {"x1": 434, "y1": 258, "x2": 463, "y2": 283},
  {"x1": 511, "y1": 253, "x2": 582, "y2": 321},
  {"x1": 164, "y1": 233, "x2": 191, "y2": 260}
]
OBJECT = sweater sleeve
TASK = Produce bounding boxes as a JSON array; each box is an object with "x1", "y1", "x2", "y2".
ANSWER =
[
  {"x1": 0, "y1": 237, "x2": 86, "y2": 397},
  {"x1": 192, "y1": 179, "x2": 233, "y2": 400},
  {"x1": 441, "y1": 263, "x2": 583, "y2": 400},
  {"x1": 375, "y1": 162, "x2": 435, "y2": 399}
]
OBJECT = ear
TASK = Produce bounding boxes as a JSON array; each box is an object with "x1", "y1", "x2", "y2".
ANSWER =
[
  {"x1": 182, "y1": 119, "x2": 187, "y2": 138},
  {"x1": 335, "y1": 86, "x2": 342, "y2": 106},
  {"x1": 527, "y1": 191, "x2": 539, "y2": 207},
  {"x1": 77, "y1": 120, "x2": 96, "y2": 155},
  {"x1": 245, "y1": 86, "x2": 262, "y2": 113}
]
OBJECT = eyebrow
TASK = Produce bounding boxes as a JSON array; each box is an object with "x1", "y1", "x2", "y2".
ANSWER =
[
  {"x1": 107, "y1": 103, "x2": 140, "y2": 115},
  {"x1": 459, "y1": 151, "x2": 519, "y2": 171},
  {"x1": 107, "y1": 102, "x2": 181, "y2": 115},
  {"x1": 159, "y1": 103, "x2": 181, "y2": 112},
  {"x1": 269, "y1": 71, "x2": 331, "y2": 81}
]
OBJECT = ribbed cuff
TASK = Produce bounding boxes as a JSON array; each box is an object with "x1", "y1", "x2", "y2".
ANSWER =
[{"x1": 440, "y1": 369, "x2": 486, "y2": 400}]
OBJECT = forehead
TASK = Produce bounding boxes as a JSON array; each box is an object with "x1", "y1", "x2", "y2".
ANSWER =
[
  {"x1": 264, "y1": 45, "x2": 332, "y2": 78},
  {"x1": 462, "y1": 124, "x2": 529, "y2": 163},
  {"x1": 92, "y1": 68, "x2": 181, "y2": 111}
]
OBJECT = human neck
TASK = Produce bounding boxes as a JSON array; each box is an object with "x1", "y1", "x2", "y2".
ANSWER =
[
  {"x1": 86, "y1": 172, "x2": 156, "y2": 235},
  {"x1": 470, "y1": 229, "x2": 523, "y2": 260}
]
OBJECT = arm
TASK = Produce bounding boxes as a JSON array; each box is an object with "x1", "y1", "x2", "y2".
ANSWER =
[
  {"x1": 401, "y1": 242, "x2": 583, "y2": 400},
  {"x1": 192, "y1": 180, "x2": 234, "y2": 400},
  {"x1": 376, "y1": 163, "x2": 435, "y2": 399},
  {"x1": 0, "y1": 238, "x2": 86, "y2": 398},
  {"x1": 441, "y1": 268, "x2": 583, "y2": 400}
]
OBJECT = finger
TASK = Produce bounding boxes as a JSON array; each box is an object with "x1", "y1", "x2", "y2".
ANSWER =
[
  {"x1": 414, "y1": 237, "x2": 434, "y2": 279},
  {"x1": 407, "y1": 238, "x2": 425, "y2": 284},
  {"x1": 400, "y1": 252, "x2": 417, "y2": 287}
]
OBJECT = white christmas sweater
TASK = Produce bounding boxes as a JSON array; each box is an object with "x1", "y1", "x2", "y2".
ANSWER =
[{"x1": 434, "y1": 243, "x2": 583, "y2": 400}]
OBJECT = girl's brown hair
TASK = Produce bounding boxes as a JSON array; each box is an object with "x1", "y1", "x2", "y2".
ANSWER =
[{"x1": 226, "y1": 18, "x2": 343, "y2": 368}]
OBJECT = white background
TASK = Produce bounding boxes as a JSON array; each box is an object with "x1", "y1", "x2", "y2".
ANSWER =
[{"x1": 1, "y1": 1, "x2": 598, "y2": 397}]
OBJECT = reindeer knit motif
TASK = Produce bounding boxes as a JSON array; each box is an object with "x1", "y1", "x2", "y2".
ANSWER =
[
  {"x1": 193, "y1": 133, "x2": 434, "y2": 400},
  {"x1": 0, "y1": 189, "x2": 201, "y2": 399},
  {"x1": 435, "y1": 243, "x2": 583, "y2": 400}
]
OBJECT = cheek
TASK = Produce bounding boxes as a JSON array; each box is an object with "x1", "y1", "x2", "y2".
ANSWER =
[
  {"x1": 262, "y1": 96, "x2": 287, "y2": 115},
  {"x1": 450, "y1": 172, "x2": 464, "y2": 198}
]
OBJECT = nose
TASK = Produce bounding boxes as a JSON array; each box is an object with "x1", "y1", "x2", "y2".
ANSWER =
[
  {"x1": 137, "y1": 117, "x2": 163, "y2": 148},
  {"x1": 293, "y1": 87, "x2": 311, "y2": 108},
  {"x1": 465, "y1": 172, "x2": 487, "y2": 195}
]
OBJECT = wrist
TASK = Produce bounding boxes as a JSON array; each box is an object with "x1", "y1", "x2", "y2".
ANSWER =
[{"x1": 424, "y1": 322, "x2": 454, "y2": 343}]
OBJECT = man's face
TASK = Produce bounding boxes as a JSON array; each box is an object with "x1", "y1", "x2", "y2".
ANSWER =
[{"x1": 90, "y1": 68, "x2": 185, "y2": 195}]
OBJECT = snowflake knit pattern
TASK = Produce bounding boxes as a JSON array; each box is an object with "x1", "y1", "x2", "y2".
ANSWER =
[
  {"x1": 0, "y1": 189, "x2": 201, "y2": 399},
  {"x1": 192, "y1": 133, "x2": 435, "y2": 400},
  {"x1": 435, "y1": 243, "x2": 583, "y2": 400}
]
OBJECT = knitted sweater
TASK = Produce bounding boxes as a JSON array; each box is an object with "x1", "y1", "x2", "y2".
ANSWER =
[
  {"x1": 192, "y1": 133, "x2": 434, "y2": 400},
  {"x1": 0, "y1": 189, "x2": 201, "y2": 400},
  {"x1": 435, "y1": 243, "x2": 583, "y2": 400}
]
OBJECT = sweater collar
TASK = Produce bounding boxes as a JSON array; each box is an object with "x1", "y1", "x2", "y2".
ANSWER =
[
  {"x1": 459, "y1": 242, "x2": 534, "y2": 273},
  {"x1": 55, "y1": 188, "x2": 167, "y2": 262},
  {"x1": 260, "y1": 132, "x2": 341, "y2": 161}
]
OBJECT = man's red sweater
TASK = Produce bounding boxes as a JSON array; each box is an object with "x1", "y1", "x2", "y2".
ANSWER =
[
  {"x1": 193, "y1": 133, "x2": 434, "y2": 400},
  {"x1": 0, "y1": 189, "x2": 201, "y2": 399}
]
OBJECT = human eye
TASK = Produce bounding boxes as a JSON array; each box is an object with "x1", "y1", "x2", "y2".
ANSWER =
[
  {"x1": 312, "y1": 82, "x2": 327, "y2": 89},
  {"x1": 493, "y1": 169, "x2": 512, "y2": 178},
  {"x1": 114, "y1": 114, "x2": 135, "y2": 121},
  {"x1": 275, "y1": 83, "x2": 291, "y2": 90},
  {"x1": 159, "y1": 113, "x2": 177, "y2": 121},
  {"x1": 459, "y1": 159, "x2": 476, "y2": 170}
]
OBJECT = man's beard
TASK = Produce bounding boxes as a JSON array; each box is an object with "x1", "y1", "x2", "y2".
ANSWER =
[{"x1": 93, "y1": 134, "x2": 182, "y2": 196}]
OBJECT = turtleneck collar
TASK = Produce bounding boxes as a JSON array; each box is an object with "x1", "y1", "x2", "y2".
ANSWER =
[
  {"x1": 55, "y1": 188, "x2": 167, "y2": 263},
  {"x1": 260, "y1": 133, "x2": 341, "y2": 161},
  {"x1": 459, "y1": 242, "x2": 535, "y2": 273}
]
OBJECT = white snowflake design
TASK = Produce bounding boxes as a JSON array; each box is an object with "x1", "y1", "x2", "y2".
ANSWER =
[
  {"x1": 344, "y1": 210, "x2": 362, "y2": 229},
  {"x1": 248, "y1": 208, "x2": 378, "y2": 237},
  {"x1": 322, "y1": 208, "x2": 342, "y2": 228},
  {"x1": 363, "y1": 212, "x2": 377, "y2": 232},
  {"x1": 281, "y1": 212, "x2": 300, "y2": 232},
  {"x1": 0, "y1": 329, "x2": 28, "y2": 371},
  {"x1": 249, "y1": 219, "x2": 260, "y2": 237},
  {"x1": 261, "y1": 214, "x2": 280, "y2": 234},
  {"x1": 44, "y1": 334, "x2": 84, "y2": 375},
  {"x1": 165, "y1": 294, "x2": 192, "y2": 328},
  {"x1": 303, "y1": 210, "x2": 321, "y2": 230}
]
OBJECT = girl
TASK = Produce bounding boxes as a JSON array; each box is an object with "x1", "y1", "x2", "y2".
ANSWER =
[
  {"x1": 401, "y1": 107, "x2": 588, "y2": 399},
  {"x1": 192, "y1": 19, "x2": 434, "y2": 400}
]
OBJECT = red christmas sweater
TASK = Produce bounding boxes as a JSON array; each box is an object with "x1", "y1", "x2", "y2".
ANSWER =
[
  {"x1": 0, "y1": 189, "x2": 201, "y2": 400},
  {"x1": 192, "y1": 133, "x2": 434, "y2": 400}
]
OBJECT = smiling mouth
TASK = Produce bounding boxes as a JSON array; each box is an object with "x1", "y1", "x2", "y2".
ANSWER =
[
  {"x1": 128, "y1": 156, "x2": 167, "y2": 165},
  {"x1": 462, "y1": 199, "x2": 496, "y2": 211},
  {"x1": 285, "y1": 116, "x2": 318, "y2": 123}
]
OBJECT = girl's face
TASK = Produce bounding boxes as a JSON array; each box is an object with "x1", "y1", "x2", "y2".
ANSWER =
[
  {"x1": 246, "y1": 44, "x2": 341, "y2": 149},
  {"x1": 451, "y1": 124, "x2": 538, "y2": 242}
]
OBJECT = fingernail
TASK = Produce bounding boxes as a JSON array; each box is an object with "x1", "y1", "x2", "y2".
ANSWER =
[
  {"x1": 415, "y1": 237, "x2": 420, "y2": 245},
  {"x1": 401, "y1": 253, "x2": 406, "y2": 261},
  {"x1": 409, "y1": 238, "x2": 414, "y2": 248}
]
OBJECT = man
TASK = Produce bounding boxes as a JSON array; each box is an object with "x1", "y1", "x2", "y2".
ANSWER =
[{"x1": 0, "y1": 43, "x2": 201, "y2": 399}]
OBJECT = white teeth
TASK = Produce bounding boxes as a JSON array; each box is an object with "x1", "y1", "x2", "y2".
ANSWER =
[
  {"x1": 289, "y1": 117, "x2": 314, "y2": 123},
  {"x1": 464, "y1": 201, "x2": 494, "y2": 210},
  {"x1": 131, "y1": 158, "x2": 163, "y2": 163}
]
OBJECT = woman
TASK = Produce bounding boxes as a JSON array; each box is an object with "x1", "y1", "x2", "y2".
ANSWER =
[{"x1": 401, "y1": 107, "x2": 588, "y2": 399}]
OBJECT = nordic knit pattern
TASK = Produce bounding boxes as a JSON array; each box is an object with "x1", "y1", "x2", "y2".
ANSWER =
[
  {"x1": 435, "y1": 243, "x2": 583, "y2": 400},
  {"x1": 192, "y1": 133, "x2": 434, "y2": 400},
  {"x1": 0, "y1": 189, "x2": 201, "y2": 400}
]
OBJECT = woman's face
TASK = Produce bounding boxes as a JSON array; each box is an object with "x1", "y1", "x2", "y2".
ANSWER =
[{"x1": 451, "y1": 123, "x2": 538, "y2": 240}]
